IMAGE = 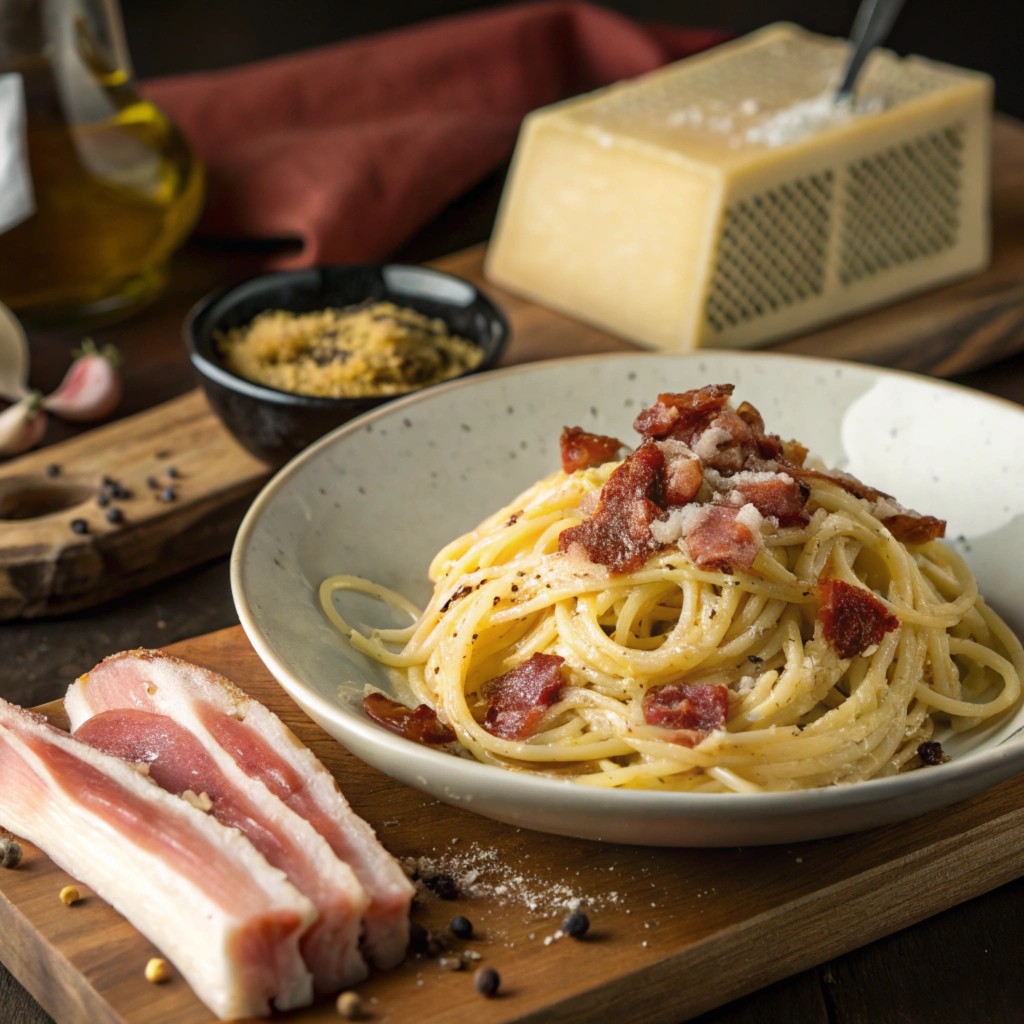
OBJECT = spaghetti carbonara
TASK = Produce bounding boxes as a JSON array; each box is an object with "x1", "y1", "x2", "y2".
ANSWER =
[{"x1": 321, "y1": 384, "x2": 1024, "y2": 793}]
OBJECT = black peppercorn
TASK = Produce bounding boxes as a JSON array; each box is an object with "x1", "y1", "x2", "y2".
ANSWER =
[
  {"x1": 45, "y1": 464, "x2": 60, "y2": 478},
  {"x1": 147, "y1": 476, "x2": 160, "y2": 489},
  {"x1": 425, "y1": 873, "x2": 458, "y2": 900},
  {"x1": 474, "y1": 967, "x2": 500, "y2": 998},
  {"x1": 408, "y1": 921, "x2": 429, "y2": 954},
  {"x1": 70, "y1": 518, "x2": 88, "y2": 535},
  {"x1": 105, "y1": 507, "x2": 124, "y2": 525},
  {"x1": 562, "y1": 908, "x2": 590, "y2": 938},
  {"x1": 111, "y1": 484, "x2": 133, "y2": 500},
  {"x1": 96, "y1": 493, "x2": 110, "y2": 508},
  {"x1": 450, "y1": 915, "x2": 473, "y2": 939},
  {"x1": 166, "y1": 466, "x2": 180, "y2": 479},
  {"x1": 918, "y1": 741, "x2": 947, "y2": 766},
  {"x1": 158, "y1": 487, "x2": 177, "y2": 503}
]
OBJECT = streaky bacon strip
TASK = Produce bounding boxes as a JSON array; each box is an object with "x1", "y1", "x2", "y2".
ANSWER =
[
  {"x1": 0, "y1": 697, "x2": 315, "y2": 1020},
  {"x1": 482, "y1": 653, "x2": 565, "y2": 741},
  {"x1": 815, "y1": 579, "x2": 900, "y2": 659},
  {"x1": 642, "y1": 683, "x2": 730, "y2": 746},
  {"x1": 65, "y1": 651, "x2": 414, "y2": 974},
  {"x1": 558, "y1": 440, "x2": 665, "y2": 574},
  {"x1": 883, "y1": 513, "x2": 946, "y2": 544},
  {"x1": 730, "y1": 474, "x2": 810, "y2": 527},
  {"x1": 363, "y1": 692, "x2": 456, "y2": 744},
  {"x1": 560, "y1": 426, "x2": 625, "y2": 473},
  {"x1": 685, "y1": 506, "x2": 760, "y2": 572},
  {"x1": 75, "y1": 708, "x2": 370, "y2": 993}
]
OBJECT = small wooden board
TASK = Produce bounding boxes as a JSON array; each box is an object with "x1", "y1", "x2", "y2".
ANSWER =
[
  {"x1": 4, "y1": 625, "x2": 1024, "y2": 1024},
  {"x1": 0, "y1": 391, "x2": 271, "y2": 619}
]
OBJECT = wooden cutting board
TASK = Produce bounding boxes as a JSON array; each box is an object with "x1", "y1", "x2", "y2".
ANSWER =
[
  {"x1": 5, "y1": 115, "x2": 1024, "y2": 620},
  {"x1": 4, "y1": 625, "x2": 1024, "y2": 1024}
]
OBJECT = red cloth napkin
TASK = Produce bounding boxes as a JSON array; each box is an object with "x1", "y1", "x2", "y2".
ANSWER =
[{"x1": 144, "y1": 3, "x2": 726, "y2": 267}]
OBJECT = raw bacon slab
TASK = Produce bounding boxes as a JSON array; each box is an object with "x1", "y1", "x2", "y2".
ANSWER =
[
  {"x1": 66, "y1": 651, "x2": 414, "y2": 972},
  {"x1": 0, "y1": 698, "x2": 315, "y2": 1020},
  {"x1": 74, "y1": 708, "x2": 369, "y2": 992}
]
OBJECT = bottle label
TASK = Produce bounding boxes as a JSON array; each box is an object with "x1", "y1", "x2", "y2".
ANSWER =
[{"x1": 0, "y1": 74, "x2": 35, "y2": 236}]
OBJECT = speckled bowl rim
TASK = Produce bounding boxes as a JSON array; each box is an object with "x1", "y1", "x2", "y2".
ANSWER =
[{"x1": 231, "y1": 350, "x2": 1024, "y2": 824}]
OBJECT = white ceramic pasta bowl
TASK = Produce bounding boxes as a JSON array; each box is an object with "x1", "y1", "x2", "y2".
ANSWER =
[{"x1": 232, "y1": 352, "x2": 1024, "y2": 847}]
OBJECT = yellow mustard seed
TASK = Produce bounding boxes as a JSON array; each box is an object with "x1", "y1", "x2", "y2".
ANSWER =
[
  {"x1": 58, "y1": 885, "x2": 81, "y2": 906},
  {"x1": 335, "y1": 990, "x2": 363, "y2": 1019},
  {"x1": 145, "y1": 958, "x2": 171, "y2": 984}
]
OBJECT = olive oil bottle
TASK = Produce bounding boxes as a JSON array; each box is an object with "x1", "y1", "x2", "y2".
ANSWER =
[{"x1": 0, "y1": 0, "x2": 203, "y2": 326}]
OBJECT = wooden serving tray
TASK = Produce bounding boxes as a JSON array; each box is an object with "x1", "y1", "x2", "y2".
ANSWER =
[{"x1": 3, "y1": 625, "x2": 1024, "y2": 1024}]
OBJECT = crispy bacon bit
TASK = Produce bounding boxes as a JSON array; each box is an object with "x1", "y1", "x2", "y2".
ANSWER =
[
  {"x1": 558, "y1": 440, "x2": 665, "y2": 574},
  {"x1": 732, "y1": 474, "x2": 810, "y2": 527},
  {"x1": 685, "y1": 506, "x2": 760, "y2": 572},
  {"x1": 440, "y1": 584, "x2": 473, "y2": 614},
  {"x1": 883, "y1": 513, "x2": 946, "y2": 545},
  {"x1": 815, "y1": 579, "x2": 900, "y2": 659},
  {"x1": 633, "y1": 384, "x2": 734, "y2": 439},
  {"x1": 917, "y1": 741, "x2": 949, "y2": 766},
  {"x1": 363, "y1": 693, "x2": 455, "y2": 745},
  {"x1": 780, "y1": 438, "x2": 809, "y2": 467},
  {"x1": 692, "y1": 408, "x2": 759, "y2": 473},
  {"x1": 481, "y1": 653, "x2": 565, "y2": 740},
  {"x1": 656, "y1": 439, "x2": 703, "y2": 506},
  {"x1": 642, "y1": 683, "x2": 729, "y2": 746},
  {"x1": 736, "y1": 401, "x2": 784, "y2": 460},
  {"x1": 786, "y1": 465, "x2": 883, "y2": 503},
  {"x1": 560, "y1": 426, "x2": 625, "y2": 474}
]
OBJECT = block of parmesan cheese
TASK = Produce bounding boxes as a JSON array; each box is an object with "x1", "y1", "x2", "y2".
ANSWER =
[{"x1": 485, "y1": 24, "x2": 992, "y2": 351}]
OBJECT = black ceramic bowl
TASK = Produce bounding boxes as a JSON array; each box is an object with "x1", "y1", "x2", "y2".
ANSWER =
[{"x1": 184, "y1": 263, "x2": 511, "y2": 466}]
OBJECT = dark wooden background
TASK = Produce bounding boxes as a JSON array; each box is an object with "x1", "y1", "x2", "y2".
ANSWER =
[{"x1": 4, "y1": 2, "x2": 1024, "y2": 1022}]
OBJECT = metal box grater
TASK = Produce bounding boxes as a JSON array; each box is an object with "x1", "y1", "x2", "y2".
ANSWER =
[{"x1": 485, "y1": 24, "x2": 993, "y2": 351}]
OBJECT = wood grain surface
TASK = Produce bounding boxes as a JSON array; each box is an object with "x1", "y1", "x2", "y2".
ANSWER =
[
  {"x1": 4, "y1": 626, "x2": 1024, "y2": 1024},
  {"x1": 0, "y1": 392, "x2": 270, "y2": 619}
]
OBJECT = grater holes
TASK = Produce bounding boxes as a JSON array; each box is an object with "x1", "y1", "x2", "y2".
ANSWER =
[
  {"x1": 706, "y1": 172, "x2": 834, "y2": 334},
  {"x1": 838, "y1": 124, "x2": 964, "y2": 284}
]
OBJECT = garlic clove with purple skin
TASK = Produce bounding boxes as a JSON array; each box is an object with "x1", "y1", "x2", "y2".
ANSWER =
[
  {"x1": 43, "y1": 340, "x2": 123, "y2": 423},
  {"x1": 0, "y1": 391, "x2": 47, "y2": 457}
]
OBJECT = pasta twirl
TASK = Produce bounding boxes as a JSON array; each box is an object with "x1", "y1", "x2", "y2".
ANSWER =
[{"x1": 321, "y1": 385, "x2": 1024, "y2": 794}]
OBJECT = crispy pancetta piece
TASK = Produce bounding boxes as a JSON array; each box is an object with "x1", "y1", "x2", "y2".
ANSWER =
[
  {"x1": 815, "y1": 579, "x2": 900, "y2": 659},
  {"x1": 882, "y1": 513, "x2": 946, "y2": 545},
  {"x1": 558, "y1": 440, "x2": 665, "y2": 573},
  {"x1": 642, "y1": 683, "x2": 730, "y2": 746},
  {"x1": 66, "y1": 652, "x2": 414, "y2": 974},
  {"x1": 725, "y1": 472, "x2": 810, "y2": 527},
  {"x1": 560, "y1": 426, "x2": 626, "y2": 473},
  {"x1": 685, "y1": 505, "x2": 762, "y2": 572},
  {"x1": 363, "y1": 692, "x2": 456, "y2": 745},
  {"x1": 0, "y1": 698, "x2": 316, "y2": 1020},
  {"x1": 481, "y1": 653, "x2": 566, "y2": 741}
]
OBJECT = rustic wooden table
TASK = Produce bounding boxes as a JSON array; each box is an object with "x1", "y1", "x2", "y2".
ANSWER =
[{"x1": 4, "y1": 220, "x2": 1024, "y2": 1023}]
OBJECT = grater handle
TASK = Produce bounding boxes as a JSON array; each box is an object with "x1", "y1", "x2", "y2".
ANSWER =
[{"x1": 836, "y1": 0, "x2": 908, "y2": 101}]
